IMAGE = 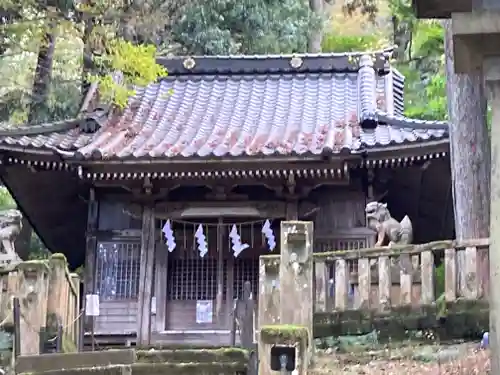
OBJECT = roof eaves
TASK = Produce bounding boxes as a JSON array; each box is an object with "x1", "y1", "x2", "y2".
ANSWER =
[
  {"x1": 0, "y1": 118, "x2": 81, "y2": 138},
  {"x1": 375, "y1": 111, "x2": 449, "y2": 130}
]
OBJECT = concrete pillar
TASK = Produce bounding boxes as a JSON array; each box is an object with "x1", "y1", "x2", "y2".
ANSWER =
[{"x1": 485, "y1": 56, "x2": 500, "y2": 375}]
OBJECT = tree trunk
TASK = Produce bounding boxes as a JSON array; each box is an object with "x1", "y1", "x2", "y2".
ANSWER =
[
  {"x1": 19, "y1": 26, "x2": 57, "y2": 259},
  {"x1": 443, "y1": 20, "x2": 490, "y2": 298},
  {"x1": 308, "y1": 0, "x2": 323, "y2": 52},
  {"x1": 27, "y1": 28, "x2": 57, "y2": 124},
  {"x1": 81, "y1": 16, "x2": 95, "y2": 99}
]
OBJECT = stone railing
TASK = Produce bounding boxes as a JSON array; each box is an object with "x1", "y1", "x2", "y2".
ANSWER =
[
  {"x1": 0, "y1": 254, "x2": 80, "y2": 355},
  {"x1": 259, "y1": 238, "x2": 489, "y2": 316}
]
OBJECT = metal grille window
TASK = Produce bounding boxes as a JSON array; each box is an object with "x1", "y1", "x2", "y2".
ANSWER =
[
  {"x1": 233, "y1": 258, "x2": 259, "y2": 299},
  {"x1": 167, "y1": 258, "x2": 223, "y2": 300},
  {"x1": 95, "y1": 241, "x2": 141, "y2": 300}
]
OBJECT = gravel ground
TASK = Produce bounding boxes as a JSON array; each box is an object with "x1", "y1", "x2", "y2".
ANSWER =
[{"x1": 313, "y1": 344, "x2": 490, "y2": 375}]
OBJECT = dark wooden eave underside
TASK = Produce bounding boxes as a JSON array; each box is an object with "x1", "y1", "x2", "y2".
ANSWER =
[{"x1": 413, "y1": 0, "x2": 472, "y2": 18}]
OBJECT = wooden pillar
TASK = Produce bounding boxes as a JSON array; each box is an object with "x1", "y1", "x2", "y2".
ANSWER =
[
  {"x1": 82, "y1": 187, "x2": 97, "y2": 349},
  {"x1": 70, "y1": 273, "x2": 81, "y2": 345},
  {"x1": 285, "y1": 200, "x2": 298, "y2": 220},
  {"x1": 137, "y1": 205, "x2": 156, "y2": 346},
  {"x1": 154, "y1": 241, "x2": 168, "y2": 333},
  {"x1": 216, "y1": 218, "x2": 225, "y2": 323},
  {"x1": 486, "y1": 57, "x2": 500, "y2": 375}
]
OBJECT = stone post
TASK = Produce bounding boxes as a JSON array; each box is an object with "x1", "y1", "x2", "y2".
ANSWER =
[
  {"x1": 258, "y1": 221, "x2": 314, "y2": 375},
  {"x1": 485, "y1": 56, "x2": 500, "y2": 375},
  {"x1": 279, "y1": 221, "x2": 314, "y2": 355},
  {"x1": 16, "y1": 261, "x2": 50, "y2": 355}
]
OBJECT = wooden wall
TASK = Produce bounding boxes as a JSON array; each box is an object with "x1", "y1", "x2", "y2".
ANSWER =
[
  {"x1": 313, "y1": 186, "x2": 367, "y2": 235},
  {"x1": 386, "y1": 158, "x2": 454, "y2": 243}
]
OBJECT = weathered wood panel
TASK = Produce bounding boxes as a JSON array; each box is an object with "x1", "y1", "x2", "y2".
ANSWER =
[
  {"x1": 165, "y1": 300, "x2": 230, "y2": 330},
  {"x1": 94, "y1": 301, "x2": 138, "y2": 334},
  {"x1": 314, "y1": 188, "x2": 366, "y2": 235}
]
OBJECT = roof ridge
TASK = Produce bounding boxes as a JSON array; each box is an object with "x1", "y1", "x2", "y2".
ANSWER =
[
  {"x1": 375, "y1": 111, "x2": 449, "y2": 129},
  {"x1": 156, "y1": 49, "x2": 395, "y2": 76}
]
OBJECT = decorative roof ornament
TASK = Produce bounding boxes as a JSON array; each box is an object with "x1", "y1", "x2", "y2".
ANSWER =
[
  {"x1": 290, "y1": 56, "x2": 303, "y2": 69},
  {"x1": 183, "y1": 57, "x2": 196, "y2": 70}
]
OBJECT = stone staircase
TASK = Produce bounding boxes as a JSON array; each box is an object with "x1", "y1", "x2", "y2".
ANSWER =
[{"x1": 15, "y1": 347, "x2": 249, "y2": 375}]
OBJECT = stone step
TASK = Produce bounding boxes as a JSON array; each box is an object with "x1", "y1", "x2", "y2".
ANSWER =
[
  {"x1": 16, "y1": 350, "x2": 136, "y2": 373},
  {"x1": 19, "y1": 362, "x2": 247, "y2": 375},
  {"x1": 136, "y1": 348, "x2": 248, "y2": 364}
]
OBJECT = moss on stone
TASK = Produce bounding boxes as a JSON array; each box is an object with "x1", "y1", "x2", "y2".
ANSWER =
[
  {"x1": 50, "y1": 253, "x2": 68, "y2": 265},
  {"x1": 312, "y1": 299, "x2": 489, "y2": 340},
  {"x1": 260, "y1": 324, "x2": 309, "y2": 344},
  {"x1": 62, "y1": 334, "x2": 77, "y2": 353},
  {"x1": 16, "y1": 260, "x2": 50, "y2": 273},
  {"x1": 136, "y1": 348, "x2": 248, "y2": 364}
]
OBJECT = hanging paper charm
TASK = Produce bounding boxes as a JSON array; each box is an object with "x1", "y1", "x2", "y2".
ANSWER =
[
  {"x1": 229, "y1": 225, "x2": 249, "y2": 258},
  {"x1": 195, "y1": 225, "x2": 208, "y2": 258},
  {"x1": 162, "y1": 220, "x2": 176, "y2": 252},
  {"x1": 262, "y1": 220, "x2": 276, "y2": 251}
]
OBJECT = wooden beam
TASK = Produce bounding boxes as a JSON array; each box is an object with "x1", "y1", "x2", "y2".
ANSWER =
[
  {"x1": 137, "y1": 205, "x2": 156, "y2": 346},
  {"x1": 124, "y1": 200, "x2": 318, "y2": 220}
]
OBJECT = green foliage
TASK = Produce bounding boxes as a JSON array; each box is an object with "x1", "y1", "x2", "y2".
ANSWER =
[
  {"x1": 334, "y1": 0, "x2": 447, "y2": 121},
  {"x1": 0, "y1": 187, "x2": 15, "y2": 209},
  {"x1": 322, "y1": 34, "x2": 385, "y2": 53},
  {"x1": 171, "y1": 0, "x2": 318, "y2": 55},
  {"x1": 435, "y1": 263, "x2": 445, "y2": 297},
  {"x1": 90, "y1": 41, "x2": 167, "y2": 108},
  {"x1": 398, "y1": 20, "x2": 446, "y2": 120}
]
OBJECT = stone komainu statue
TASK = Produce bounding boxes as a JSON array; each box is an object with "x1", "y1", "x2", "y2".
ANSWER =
[
  {"x1": 0, "y1": 209, "x2": 22, "y2": 258},
  {"x1": 365, "y1": 201, "x2": 413, "y2": 246}
]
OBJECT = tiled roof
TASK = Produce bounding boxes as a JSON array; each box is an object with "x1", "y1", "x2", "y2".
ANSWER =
[{"x1": 0, "y1": 52, "x2": 448, "y2": 161}]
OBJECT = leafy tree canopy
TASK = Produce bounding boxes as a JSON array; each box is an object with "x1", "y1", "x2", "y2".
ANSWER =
[{"x1": 170, "y1": 0, "x2": 319, "y2": 55}]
